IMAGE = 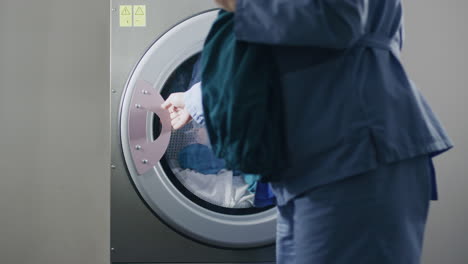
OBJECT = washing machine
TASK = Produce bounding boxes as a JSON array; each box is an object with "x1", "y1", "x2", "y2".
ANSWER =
[{"x1": 111, "y1": 1, "x2": 277, "y2": 263}]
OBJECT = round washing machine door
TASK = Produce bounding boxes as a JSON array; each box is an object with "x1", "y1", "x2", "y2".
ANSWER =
[{"x1": 120, "y1": 10, "x2": 277, "y2": 249}]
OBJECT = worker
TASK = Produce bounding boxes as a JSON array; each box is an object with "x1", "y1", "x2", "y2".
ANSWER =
[{"x1": 162, "y1": 0, "x2": 453, "y2": 263}]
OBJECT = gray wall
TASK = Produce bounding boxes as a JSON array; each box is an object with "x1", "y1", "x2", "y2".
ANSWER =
[
  {"x1": 0, "y1": 0, "x2": 466, "y2": 264},
  {"x1": 0, "y1": 0, "x2": 110, "y2": 263},
  {"x1": 402, "y1": 1, "x2": 468, "y2": 264}
]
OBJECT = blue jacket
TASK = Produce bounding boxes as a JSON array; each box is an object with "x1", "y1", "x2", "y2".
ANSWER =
[
  {"x1": 233, "y1": 0, "x2": 453, "y2": 205},
  {"x1": 188, "y1": 0, "x2": 453, "y2": 205}
]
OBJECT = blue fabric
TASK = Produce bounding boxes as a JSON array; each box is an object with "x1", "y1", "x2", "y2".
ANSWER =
[
  {"x1": 243, "y1": 174, "x2": 261, "y2": 193},
  {"x1": 276, "y1": 155, "x2": 432, "y2": 264},
  {"x1": 428, "y1": 158, "x2": 438, "y2": 200},
  {"x1": 179, "y1": 144, "x2": 248, "y2": 176},
  {"x1": 235, "y1": 0, "x2": 372, "y2": 48},
  {"x1": 179, "y1": 144, "x2": 272, "y2": 205},
  {"x1": 199, "y1": 11, "x2": 288, "y2": 179},
  {"x1": 254, "y1": 182, "x2": 276, "y2": 208},
  {"x1": 179, "y1": 144, "x2": 225, "y2": 175},
  {"x1": 184, "y1": 60, "x2": 275, "y2": 206},
  {"x1": 234, "y1": 0, "x2": 453, "y2": 205}
]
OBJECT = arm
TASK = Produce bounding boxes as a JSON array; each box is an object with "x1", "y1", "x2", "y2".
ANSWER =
[
  {"x1": 160, "y1": 83, "x2": 205, "y2": 130},
  {"x1": 162, "y1": 57, "x2": 205, "y2": 129},
  {"x1": 234, "y1": 0, "x2": 369, "y2": 48}
]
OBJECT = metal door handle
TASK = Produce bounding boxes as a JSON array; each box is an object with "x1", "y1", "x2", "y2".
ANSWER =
[{"x1": 128, "y1": 80, "x2": 172, "y2": 175}]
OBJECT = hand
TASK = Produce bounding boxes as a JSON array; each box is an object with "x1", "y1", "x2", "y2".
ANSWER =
[
  {"x1": 161, "y1": 93, "x2": 193, "y2": 130},
  {"x1": 214, "y1": 0, "x2": 237, "y2": 12}
]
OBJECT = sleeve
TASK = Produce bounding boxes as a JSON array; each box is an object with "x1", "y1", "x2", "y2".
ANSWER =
[
  {"x1": 184, "y1": 82, "x2": 205, "y2": 125},
  {"x1": 234, "y1": 0, "x2": 369, "y2": 49}
]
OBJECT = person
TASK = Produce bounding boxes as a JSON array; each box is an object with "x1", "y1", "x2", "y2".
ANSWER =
[{"x1": 162, "y1": 0, "x2": 453, "y2": 263}]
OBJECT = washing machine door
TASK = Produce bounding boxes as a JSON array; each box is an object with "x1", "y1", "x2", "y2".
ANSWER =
[{"x1": 119, "y1": 10, "x2": 277, "y2": 249}]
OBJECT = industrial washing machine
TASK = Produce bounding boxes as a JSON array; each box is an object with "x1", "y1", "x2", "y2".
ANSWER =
[{"x1": 110, "y1": 1, "x2": 277, "y2": 263}]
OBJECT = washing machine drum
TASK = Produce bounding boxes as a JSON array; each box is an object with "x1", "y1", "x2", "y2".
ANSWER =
[{"x1": 119, "y1": 10, "x2": 277, "y2": 249}]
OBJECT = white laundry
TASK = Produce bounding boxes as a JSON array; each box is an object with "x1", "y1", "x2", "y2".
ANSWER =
[{"x1": 173, "y1": 168, "x2": 254, "y2": 208}]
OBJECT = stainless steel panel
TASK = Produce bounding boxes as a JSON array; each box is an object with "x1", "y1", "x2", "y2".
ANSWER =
[
  {"x1": 111, "y1": 0, "x2": 275, "y2": 262},
  {"x1": 0, "y1": 0, "x2": 110, "y2": 263}
]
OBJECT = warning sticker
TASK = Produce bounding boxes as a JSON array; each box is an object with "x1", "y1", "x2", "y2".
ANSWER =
[
  {"x1": 133, "y1": 5, "x2": 146, "y2": 27},
  {"x1": 119, "y1": 5, "x2": 132, "y2": 27}
]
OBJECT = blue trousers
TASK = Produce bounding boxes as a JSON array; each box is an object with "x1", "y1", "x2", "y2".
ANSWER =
[{"x1": 276, "y1": 155, "x2": 432, "y2": 264}]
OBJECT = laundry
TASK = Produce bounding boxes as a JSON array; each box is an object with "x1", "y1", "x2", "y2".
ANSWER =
[
  {"x1": 199, "y1": 10, "x2": 288, "y2": 179},
  {"x1": 173, "y1": 168, "x2": 254, "y2": 208},
  {"x1": 179, "y1": 143, "x2": 226, "y2": 175},
  {"x1": 243, "y1": 174, "x2": 261, "y2": 193},
  {"x1": 178, "y1": 143, "x2": 259, "y2": 192},
  {"x1": 254, "y1": 182, "x2": 276, "y2": 208}
]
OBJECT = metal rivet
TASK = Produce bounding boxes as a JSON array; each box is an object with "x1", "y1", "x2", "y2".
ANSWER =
[
  {"x1": 142, "y1": 159, "x2": 148, "y2": 164},
  {"x1": 135, "y1": 104, "x2": 142, "y2": 109},
  {"x1": 111, "y1": 247, "x2": 115, "y2": 252},
  {"x1": 111, "y1": 8, "x2": 116, "y2": 12},
  {"x1": 142, "y1": 90, "x2": 149, "y2": 95},
  {"x1": 111, "y1": 164, "x2": 116, "y2": 169},
  {"x1": 135, "y1": 145, "x2": 142, "y2": 150},
  {"x1": 111, "y1": 89, "x2": 116, "y2": 93}
]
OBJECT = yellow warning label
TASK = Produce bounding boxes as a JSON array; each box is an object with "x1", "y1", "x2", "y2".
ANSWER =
[
  {"x1": 119, "y1": 5, "x2": 132, "y2": 27},
  {"x1": 133, "y1": 5, "x2": 146, "y2": 27}
]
